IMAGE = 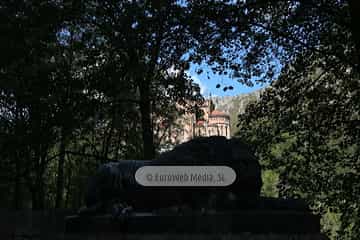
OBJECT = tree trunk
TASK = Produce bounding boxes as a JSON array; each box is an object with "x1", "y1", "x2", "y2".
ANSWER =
[
  {"x1": 28, "y1": 106, "x2": 46, "y2": 209},
  {"x1": 64, "y1": 166, "x2": 72, "y2": 209},
  {"x1": 32, "y1": 169, "x2": 45, "y2": 209},
  {"x1": 32, "y1": 145, "x2": 43, "y2": 209},
  {"x1": 13, "y1": 164, "x2": 21, "y2": 209},
  {"x1": 115, "y1": 130, "x2": 122, "y2": 160},
  {"x1": 13, "y1": 106, "x2": 21, "y2": 209},
  {"x1": 139, "y1": 82, "x2": 154, "y2": 159},
  {"x1": 55, "y1": 127, "x2": 67, "y2": 208},
  {"x1": 102, "y1": 111, "x2": 115, "y2": 160}
]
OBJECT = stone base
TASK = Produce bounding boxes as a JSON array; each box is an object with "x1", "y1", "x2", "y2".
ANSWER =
[
  {"x1": 63, "y1": 233, "x2": 329, "y2": 240},
  {"x1": 65, "y1": 210, "x2": 321, "y2": 235}
]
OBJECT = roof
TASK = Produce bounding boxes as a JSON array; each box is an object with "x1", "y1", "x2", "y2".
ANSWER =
[
  {"x1": 209, "y1": 110, "x2": 230, "y2": 118},
  {"x1": 196, "y1": 120, "x2": 205, "y2": 126}
]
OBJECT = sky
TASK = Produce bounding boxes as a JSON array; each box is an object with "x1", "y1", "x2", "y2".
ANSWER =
[{"x1": 187, "y1": 63, "x2": 271, "y2": 98}]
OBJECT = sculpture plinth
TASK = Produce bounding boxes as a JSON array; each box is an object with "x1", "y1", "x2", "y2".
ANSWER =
[
  {"x1": 66, "y1": 137, "x2": 328, "y2": 239},
  {"x1": 66, "y1": 209, "x2": 321, "y2": 234}
]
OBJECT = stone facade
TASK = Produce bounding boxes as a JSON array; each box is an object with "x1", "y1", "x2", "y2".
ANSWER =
[
  {"x1": 186, "y1": 99, "x2": 231, "y2": 142},
  {"x1": 158, "y1": 99, "x2": 231, "y2": 148}
]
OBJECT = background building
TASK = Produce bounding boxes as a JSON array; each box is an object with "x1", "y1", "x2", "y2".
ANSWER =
[
  {"x1": 193, "y1": 99, "x2": 231, "y2": 140},
  {"x1": 157, "y1": 98, "x2": 231, "y2": 152}
]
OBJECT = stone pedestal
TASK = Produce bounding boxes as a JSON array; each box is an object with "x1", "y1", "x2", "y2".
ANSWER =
[
  {"x1": 65, "y1": 210, "x2": 328, "y2": 239},
  {"x1": 63, "y1": 234, "x2": 328, "y2": 240}
]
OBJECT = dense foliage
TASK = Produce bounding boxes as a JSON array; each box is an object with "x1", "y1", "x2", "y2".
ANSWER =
[
  {"x1": 0, "y1": 1, "x2": 359, "y2": 239},
  {"x1": 237, "y1": 45, "x2": 359, "y2": 240},
  {"x1": 0, "y1": 0, "x2": 289, "y2": 210},
  {"x1": 234, "y1": 1, "x2": 360, "y2": 239}
]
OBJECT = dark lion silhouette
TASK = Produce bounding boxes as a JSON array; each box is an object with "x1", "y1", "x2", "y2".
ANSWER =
[{"x1": 80, "y1": 136, "x2": 262, "y2": 216}]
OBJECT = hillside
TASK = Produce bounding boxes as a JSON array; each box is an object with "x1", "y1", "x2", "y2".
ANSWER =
[{"x1": 212, "y1": 89, "x2": 263, "y2": 136}]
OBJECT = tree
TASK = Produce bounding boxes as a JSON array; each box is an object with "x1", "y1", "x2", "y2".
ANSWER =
[
  {"x1": 0, "y1": 0, "x2": 95, "y2": 209},
  {"x1": 237, "y1": 54, "x2": 359, "y2": 239},
  {"x1": 80, "y1": 0, "x2": 244, "y2": 158},
  {"x1": 0, "y1": 0, "x2": 75, "y2": 209},
  {"x1": 1, "y1": 0, "x2": 359, "y2": 216}
]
